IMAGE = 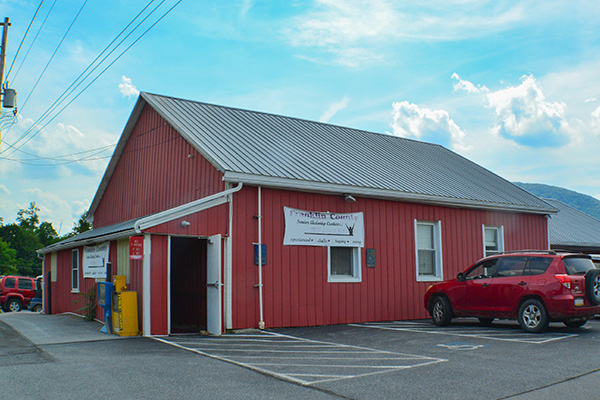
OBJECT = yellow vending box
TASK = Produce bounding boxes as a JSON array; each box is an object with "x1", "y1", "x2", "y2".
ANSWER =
[{"x1": 111, "y1": 275, "x2": 139, "y2": 337}]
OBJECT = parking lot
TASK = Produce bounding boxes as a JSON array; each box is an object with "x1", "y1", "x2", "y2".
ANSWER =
[
  {"x1": 3, "y1": 312, "x2": 600, "y2": 399},
  {"x1": 157, "y1": 331, "x2": 446, "y2": 386},
  {"x1": 158, "y1": 317, "x2": 600, "y2": 399}
]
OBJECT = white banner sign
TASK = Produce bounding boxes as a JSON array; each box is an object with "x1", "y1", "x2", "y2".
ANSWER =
[
  {"x1": 82, "y1": 242, "x2": 110, "y2": 278},
  {"x1": 283, "y1": 207, "x2": 364, "y2": 247}
]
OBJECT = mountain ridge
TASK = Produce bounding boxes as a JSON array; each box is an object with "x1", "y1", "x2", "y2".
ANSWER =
[{"x1": 514, "y1": 182, "x2": 600, "y2": 221}]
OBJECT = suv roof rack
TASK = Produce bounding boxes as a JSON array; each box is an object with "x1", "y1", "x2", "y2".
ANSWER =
[{"x1": 495, "y1": 250, "x2": 557, "y2": 256}]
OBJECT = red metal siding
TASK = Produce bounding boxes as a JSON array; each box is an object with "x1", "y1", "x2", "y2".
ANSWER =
[
  {"x1": 46, "y1": 240, "x2": 144, "y2": 326},
  {"x1": 230, "y1": 186, "x2": 548, "y2": 330},
  {"x1": 93, "y1": 105, "x2": 225, "y2": 227}
]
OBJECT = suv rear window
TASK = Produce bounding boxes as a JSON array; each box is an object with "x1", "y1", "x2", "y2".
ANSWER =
[{"x1": 563, "y1": 257, "x2": 596, "y2": 275}]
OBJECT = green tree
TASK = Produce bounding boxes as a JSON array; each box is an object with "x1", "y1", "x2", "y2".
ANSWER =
[
  {"x1": 64, "y1": 212, "x2": 92, "y2": 238},
  {"x1": 0, "y1": 224, "x2": 42, "y2": 276},
  {"x1": 72, "y1": 213, "x2": 92, "y2": 235},
  {"x1": 37, "y1": 221, "x2": 60, "y2": 246},
  {"x1": 0, "y1": 238, "x2": 17, "y2": 275},
  {"x1": 16, "y1": 202, "x2": 40, "y2": 229}
]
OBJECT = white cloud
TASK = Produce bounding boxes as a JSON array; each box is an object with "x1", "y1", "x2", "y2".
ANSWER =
[
  {"x1": 23, "y1": 188, "x2": 75, "y2": 234},
  {"x1": 485, "y1": 75, "x2": 572, "y2": 147},
  {"x1": 285, "y1": 0, "x2": 527, "y2": 67},
  {"x1": 0, "y1": 184, "x2": 9, "y2": 196},
  {"x1": 591, "y1": 106, "x2": 600, "y2": 136},
  {"x1": 20, "y1": 122, "x2": 113, "y2": 175},
  {"x1": 451, "y1": 73, "x2": 489, "y2": 94},
  {"x1": 319, "y1": 97, "x2": 350, "y2": 122},
  {"x1": 241, "y1": 0, "x2": 254, "y2": 18},
  {"x1": 119, "y1": 76, "x2": 139, "y2": 98},
  {"x1": 390, "y1": 101, "x2": 468, "y2": 151}
]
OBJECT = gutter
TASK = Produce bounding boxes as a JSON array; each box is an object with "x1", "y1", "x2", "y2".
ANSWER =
[
  {"x1": 134, "y1": 183, "x2": 243, "y2": 233},
  {"x1": 223, "y1": 172, "x2": 558, "y2": 215}
]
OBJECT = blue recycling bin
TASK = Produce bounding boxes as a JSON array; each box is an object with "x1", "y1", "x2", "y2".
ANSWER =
[{"x1": 97, "y1": 282, "x2": 115, "y2": 334}]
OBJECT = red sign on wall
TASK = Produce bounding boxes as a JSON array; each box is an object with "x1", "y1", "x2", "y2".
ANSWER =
[{"x1": 129, "y1": 236, "x2": 144, "y2": 260}]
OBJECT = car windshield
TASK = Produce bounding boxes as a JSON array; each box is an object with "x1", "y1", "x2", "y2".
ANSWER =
[{"x1": 563, "y1": 257, "x2": 595, "y2": 275}]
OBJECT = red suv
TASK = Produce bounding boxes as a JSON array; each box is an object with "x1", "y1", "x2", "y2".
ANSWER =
[
  {"x1": 0, "y1": 275, "x2": 38, "y2": 312},
  {"x1": 424, "y1": 251, "x2": 600, "y2": 333}
]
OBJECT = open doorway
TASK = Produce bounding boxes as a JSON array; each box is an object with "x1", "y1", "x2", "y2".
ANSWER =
[{"x1": 170, "y1": 237, "x2": 207, "y2": 333}]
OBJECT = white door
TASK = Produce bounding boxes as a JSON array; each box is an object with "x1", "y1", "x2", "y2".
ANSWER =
[{"x1": 206, "y1": 234, "x2": 222, "y2": 335}]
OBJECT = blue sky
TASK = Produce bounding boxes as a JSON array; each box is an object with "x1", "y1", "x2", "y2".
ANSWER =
[{"x1": 1, "y1": 0, "x2": 600, "y2": 233}]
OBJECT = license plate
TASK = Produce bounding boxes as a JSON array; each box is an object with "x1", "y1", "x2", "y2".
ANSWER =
[{"x1": 575, "y1": 298, "x2": 584, "y2": 306}]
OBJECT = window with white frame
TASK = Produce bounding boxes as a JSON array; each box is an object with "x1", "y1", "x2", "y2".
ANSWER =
[
  {"x1": 483, "y1": 225, "x2": 504, "y2": 257},
  {"x1": 328, "y1": 246, "x2": 361, "y2": 283},
  {"x1": 71, "y1": 249, "x2": 79, "y2": 292},
  {"x1": 415, "y1": 220, "x2": 443, "y2": 281}
]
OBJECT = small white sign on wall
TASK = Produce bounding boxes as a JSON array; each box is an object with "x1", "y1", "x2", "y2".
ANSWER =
[
  {"x1": 283, "y1": 207, "x2": 364, "y2": 247},
  {"x1": 83, "y1": 242, "x2": 110, "y2": 278}
]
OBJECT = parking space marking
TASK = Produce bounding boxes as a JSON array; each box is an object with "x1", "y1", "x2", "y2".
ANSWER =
[
  {"x1": 155, "y1": 331, "x2": 446, "y2": 385},
  {"x1": 351, "y1": 321, "x2": 578, "y2": 344}
]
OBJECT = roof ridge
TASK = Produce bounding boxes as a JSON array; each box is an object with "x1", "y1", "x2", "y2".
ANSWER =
[{"x1": 140, "y1": 91, "x2": 444, "y2": 149}]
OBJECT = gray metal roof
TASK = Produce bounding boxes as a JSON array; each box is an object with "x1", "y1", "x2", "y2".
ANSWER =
[
  {"x1": 38, "y1": 219, "x2": 137, "y2": 254},
  {"x1": 88, "y1": 92, "x2": 557, "y2": 218},
  {"x1": 139, "y1": 92, "x2": 554, "y2": 213},
  {"x1": 545, "y1": 198, "x2": 600, "y2": 248}
]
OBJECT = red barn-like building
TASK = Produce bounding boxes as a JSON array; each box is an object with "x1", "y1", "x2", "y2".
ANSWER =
[{"x1": 38, "y1": 92, "x2": 557, "y2": 336}]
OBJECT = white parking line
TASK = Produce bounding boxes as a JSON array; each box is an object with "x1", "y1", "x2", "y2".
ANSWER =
[
  {"x1": 351, "y1": 321, "x2": 578, "y2": 344},
  {"x1": 155, "y1": 330, "x2": 447, "y2": 385}
]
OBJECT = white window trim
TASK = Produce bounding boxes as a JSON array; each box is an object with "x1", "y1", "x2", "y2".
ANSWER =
[
  {"x1": 71, "y1": 249, "x2": 80, "y2": 293},
  {"x1": 327, "y1": 246, "x2": 362, "y2": 283},
  {"x1": 415, "y1": 220, "x2": 443, "y2": 282},
  {"x1": 482, "y1": 225, "x2": 504, "y2": 258}
]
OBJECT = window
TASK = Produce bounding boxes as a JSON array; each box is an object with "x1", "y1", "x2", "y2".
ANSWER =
[
  {"x1": 464, "y1": 259, "x2": 499, "y2": 280},
  {"x1": 18, "y1": 278, "x2": 33, "y2": 290},
  {"x1": 415, "y1": 220, "x2": 443, "y2": 281},
  {"x1": 72, "y1": 249, "x2": 79, "y2": 292},
  {"x1": 494, "y1": 256, "x2": 527, "y2": 277},
  {"x1": 4, "y1": 277, "x2": 15, "y2": 288},
  {"x1": 525, "y1": 257, "x2": 553, "y2": 276},
  {"x1": 483, "y1": 225, "x2": 504, "y2": 257},
  {"x1": 328, "y1": 246, "x2": 361, "y2": 282}
]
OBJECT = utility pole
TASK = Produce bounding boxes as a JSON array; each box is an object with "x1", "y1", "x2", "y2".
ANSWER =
[
  {"x1": 0, "y1": 17, "x2": 15, "y2": 151},
  {"x1": 0, "y1": 17, "x2": 10, "y2": 91}
]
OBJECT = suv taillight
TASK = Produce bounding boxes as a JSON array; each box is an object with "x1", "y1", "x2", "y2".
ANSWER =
[{"x1": 555, "y1": 274, "x2": 571, "y2": 289}]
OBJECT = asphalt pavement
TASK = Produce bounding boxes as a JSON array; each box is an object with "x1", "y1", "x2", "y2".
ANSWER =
[{"x1": 1, "y1": 312, "x2": 600, "y2": 399}]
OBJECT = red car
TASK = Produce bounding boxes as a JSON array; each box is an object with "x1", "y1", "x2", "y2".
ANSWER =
[
  {"x1": 0, "y1": 275, "x2": 39, "y2": 312},
  {"x1": 424, "y1": 251, "x2": 600, "y2": 333}
]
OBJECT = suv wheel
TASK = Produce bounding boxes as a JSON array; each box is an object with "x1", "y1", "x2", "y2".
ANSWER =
[
  {"x1": 585, "y1": 270, "x2": 600, "y2": 305},
  {"x1": 431, "y1": 296, "x2": 453, "y2": 326},
  {"x1": 6, "y1": 298, "x2": 22, "y2": 312},
  {"x1": 32, "y1": 304, "x2": 43, "y2": 313},
  {"x1": 518, "y1": 299, "x2": 549, "y2": 333}
]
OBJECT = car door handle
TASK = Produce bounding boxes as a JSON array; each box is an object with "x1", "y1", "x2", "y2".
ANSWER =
[{"x1": 518, "y1": 281, "x2": 527, "y2": 286}]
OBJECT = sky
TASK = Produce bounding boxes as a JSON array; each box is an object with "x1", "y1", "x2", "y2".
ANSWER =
[{"x1": 1, "y1": 0, "x2": 600, "y2": 234}]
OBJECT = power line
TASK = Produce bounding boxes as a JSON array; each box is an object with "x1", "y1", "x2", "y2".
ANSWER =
[
  {"x1": 6, "y1": 0, "x2": 58, "y2": 91},
  {"x1": 1, "y1": 0, "x2": 183, "y2": 160},
  {"x1": 1, "y1": 0, "x2": 162, "y2": 156},
  {"x1": 3, "y1": 123, "x2": 178, "y2": 166},
  {"x1": 4, "y1": 0, "x2": 45, "y2": 84},
  {"x1": 18, "y1": 0, "x2": 89, "y2": 113}
]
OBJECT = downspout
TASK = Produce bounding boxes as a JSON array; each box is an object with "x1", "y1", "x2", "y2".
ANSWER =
[
  {"x1": 255, "y1": 186, "x2": 265, "y2": 330},
  {"x1": 546, "y1": 214, "x2": 551, "y2": 250}
]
